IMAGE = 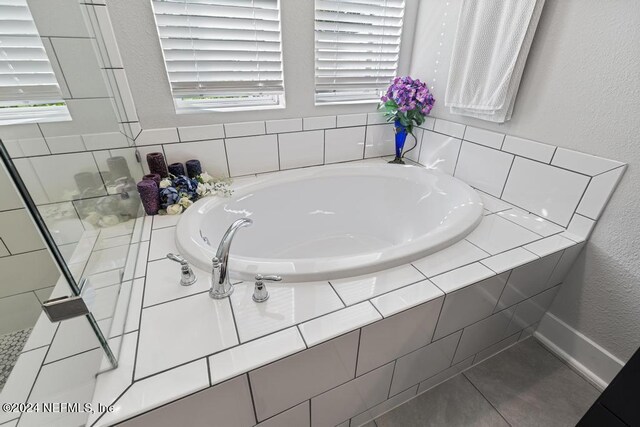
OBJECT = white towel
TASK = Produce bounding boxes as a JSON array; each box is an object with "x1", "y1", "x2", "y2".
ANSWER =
[{"x1": 445, "y1": 0, "x2": 545, "y2": 122}]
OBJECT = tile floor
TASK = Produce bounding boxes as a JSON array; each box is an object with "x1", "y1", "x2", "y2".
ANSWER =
[
  {"x1": 368, "y1": 338, "x2": 600, "y2": 427},
  {"x1": 0, "y1": 328, "x2": 32, "y2": 392}
]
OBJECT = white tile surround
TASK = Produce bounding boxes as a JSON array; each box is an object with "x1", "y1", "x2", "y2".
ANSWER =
[
  {"x1": 1, "y1": 112, "x2": 627, "y2": 427},
  {"x1": 80, "y1": 199, "x2": 582, "y2": 426},
  {"x1": 83, "y1": 117, "x2": 619, "y2": 426}
]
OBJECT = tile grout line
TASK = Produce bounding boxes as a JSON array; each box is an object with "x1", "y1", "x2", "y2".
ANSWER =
[
  {"x1": 19, "y1": 322, "x2": 62, "y2": 425},
  {"x1": 225, "y1": 297, "x2": 242, "y2": 345},
  {"x1": 461, "y1": 372, "x2": 513, "y2": 427},
  {"x1": 245, "y1": 373, "x2": 260, "y2": 424},
  {"x1": 327, "y1": 281, "x2": 347, "y2": 307},
  {"x1": 451, "y1": 138, "x2": 464, "y2": 176},
  {"x1": 386, "y1": 361, "x2": 397, "y2": 400},
  {"x1": 353, "y1": 329, "x2": 363, "y2": 378},
  {"x1": 131, "y1": 217, "x2": 153, "y2": 382},
  {"x1": 549, "y1": 146, "x2": 559, "y2": 164},
  {"x1": 499, "y1": 156, "x2": 516, "y2": 199},
  {"x1": 429, "y1": 292, "x2": 448, "y2": 342},
  {"x1": 591, "y1": 163, "x2": 627, "y2": 178},
  {"x1": 89, "y1": 383, "x2": 133, "y2": 427},
  {"x1": 296, "y1": 325, "x2": 309, "y2": 349},
  {"x1": 489, "y1": 270, "x2": 513, "y2": 314},
  {"x1": 570, "y1": 176, "x2": 594, "y2": 221},
  {"x1": 206, "y1": 357, "x2": 212, "y2": 387},
  {"x1": 448, "y1": 329, "x2": 465, "y2": 368}
]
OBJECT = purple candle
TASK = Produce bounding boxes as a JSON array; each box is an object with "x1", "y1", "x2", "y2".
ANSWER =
[
  {"x1": 168, "y1": 162, "x2": 185, "y2": 177},
  {"x1": 146, "y1": 152, "x2": 168, "y2": 178},
  {"x1": 185, "y1": 159, "x2": 202, "y2": 178},
  {"x1": 143, "y1": 173, "x2": 161, "y2": 186},
  {"x1": 137, "y1": 179, "x2": 160, "y2": 215}
]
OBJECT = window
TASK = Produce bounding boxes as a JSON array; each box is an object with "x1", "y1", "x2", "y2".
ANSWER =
[
  {"x1": 0, "y1": 0, "x2": 70, "y2": 125},
  {"x1": 151, "y1": 0, "x2": 285, "y2": 113},
  {"x1": 314, "y1": 0, "x2": 405, "y2": 104}
]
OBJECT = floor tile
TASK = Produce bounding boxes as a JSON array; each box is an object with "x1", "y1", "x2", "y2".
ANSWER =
[
  {"x1": 350, "y1": 386, "x2": 418, "y2": 427},
  {"x1": 376, "y1": 374, "x2": 509, "y2": 427},
  {"x1": 465, "y1": 339, "x2": 599, "y2": 427}
]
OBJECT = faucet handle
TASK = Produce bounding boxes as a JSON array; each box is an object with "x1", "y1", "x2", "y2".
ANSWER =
[
  {"x1": 166, "y1": 253, "x2": 197, "y2": 286},
  {"x1": 167, "y1": 253, "x2": 187, "y2": 265},
  {"x1": 255, "y1": 274, "x2": 282, "y2": 283},
  {"x1": 253, "y1": 274, "x2": 282, "y2": 303}
]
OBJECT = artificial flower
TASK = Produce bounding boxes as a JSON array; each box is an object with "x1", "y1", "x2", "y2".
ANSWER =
[
  {"x1": 160, "y1": 186, "x2": 179, "y2": 209},
  {"x1": 379, "y1": 75, "x2": 435, "y2": 134},
  {"x1": 166, "y1": 204, "x2": 183, "y2": 215},
  {"x1": 147, "y1": 170, "x2": 233, "y2": 216},
  {"x1": 196, "y1": 182, "x2": 208, "y2": 196},
  {"x1": 199, "y1": 171, "x2": 214, "y2": 183},
  {"x1": 179, "y1": 197, "x2": 193, "y2": 208}
]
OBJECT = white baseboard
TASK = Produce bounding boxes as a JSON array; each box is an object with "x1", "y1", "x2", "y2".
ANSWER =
[{"x1": 535, "y1": 312, "x2": 625, "y2": 390}]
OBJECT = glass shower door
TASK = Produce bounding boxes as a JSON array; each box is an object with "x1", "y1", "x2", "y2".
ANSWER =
[{"x1": 0, "y1": 1, "x2": 145, "y2": 425}]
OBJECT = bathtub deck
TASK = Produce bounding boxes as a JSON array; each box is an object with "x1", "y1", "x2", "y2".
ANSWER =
[{"x1": 84, "y1": 166, "x2": 589, "y2": 426}]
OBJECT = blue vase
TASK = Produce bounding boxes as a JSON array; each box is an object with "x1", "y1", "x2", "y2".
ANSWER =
[{"x1": 390, "y1": 120, "x2": 408, "y2": 164}]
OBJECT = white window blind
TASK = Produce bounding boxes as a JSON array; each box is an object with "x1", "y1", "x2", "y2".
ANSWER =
[
  {"x1": 151, "y1": 0, "x2": 285, "y2": 112},
  {"x1": 315, "y1": 0, "x2": 405, "y2": 104},
  {"x1": 0, "y1": 0, "x2": 69, "y2": 125}
]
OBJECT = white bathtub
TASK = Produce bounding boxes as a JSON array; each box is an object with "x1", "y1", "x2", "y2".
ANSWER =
[{"x1": 176, "y1": 163, "x2": 483, "y2": 282}]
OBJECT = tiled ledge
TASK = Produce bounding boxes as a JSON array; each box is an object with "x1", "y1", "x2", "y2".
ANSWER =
[{"x1": 87, "y1": 157, "x2": 592, "y2": 426}]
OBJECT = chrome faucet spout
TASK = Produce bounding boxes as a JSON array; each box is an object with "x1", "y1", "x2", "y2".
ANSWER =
[{"x1": 210, "y1": 218, "x2": 252, "y2": 299}]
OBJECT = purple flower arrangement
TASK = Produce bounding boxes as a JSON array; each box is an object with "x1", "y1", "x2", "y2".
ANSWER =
[{"x1": 379, "y1": 76, "x2": 435, "y2": 134}]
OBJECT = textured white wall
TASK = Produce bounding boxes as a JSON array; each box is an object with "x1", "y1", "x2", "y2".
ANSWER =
[
  {"x1": 411, "y1": 0, "x2": 640, "y2": 360},
  {"x1": 105, "y1": 0, "x2": 419, "y2": 129}
]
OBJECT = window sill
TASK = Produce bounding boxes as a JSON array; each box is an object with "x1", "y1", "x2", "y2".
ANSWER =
[
  {"x1": 314, "y1": 99, "x2": 380, "y2": 107},
  {"x1": 175, "y1": 103, "x2": 286, "y2": 114},
  {"x1": 0, "y1": 106, "x2": 71, "y2": 126}
]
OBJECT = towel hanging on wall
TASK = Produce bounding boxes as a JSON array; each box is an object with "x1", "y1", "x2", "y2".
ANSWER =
[{"x1": 445, "y1": 0, "x2": 546, "y2": 123}]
